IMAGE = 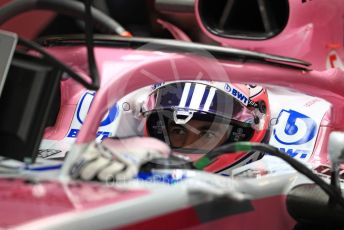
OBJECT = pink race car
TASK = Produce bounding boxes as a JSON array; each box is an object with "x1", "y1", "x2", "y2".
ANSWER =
[{"x1": 0, "y1": 0, "x2": 343, "y2": 229}]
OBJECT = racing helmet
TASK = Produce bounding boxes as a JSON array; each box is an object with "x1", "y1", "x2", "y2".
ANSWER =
[{"x1": 142, "y1": 81, "x2": 270, "y2": 173}]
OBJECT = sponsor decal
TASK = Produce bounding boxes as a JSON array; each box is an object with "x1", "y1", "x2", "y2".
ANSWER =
[
  {"x1": 326, "y1": 50, "x2": 344, "y2": 70},
  {"x1": 151, "y1": 82, "x2": 164, "y2": 90},
  {"x1": 38, "y1": 149, "x2": 62, "y2": 158},
  {"x1": 76, "y1": 92, "x2": 119, "y2": 126},
  {"x1": 224, "y1": 83, "x2": 248, "y2": 105},
  {"x1": 66, "y1": 91, "x2": 119, "y2": 141},
  {"x1": 67, "y1": 129, "x2": 111, "y2": 140},
  {"x1": 136, "y1": 169, "x2": 188, "y2": 184},
  {"x1": 269, "y1": 109, "x2": 318, "y2": 161},
  {"x1": 279, "y1": 148, "x2": 309, "y2": 159},
  {"x1": 268, "y1": 91, "x2": 330, "y2": 162},
  {"x1": 273, "y1": 109, "x2": 317, "y2": 145}
]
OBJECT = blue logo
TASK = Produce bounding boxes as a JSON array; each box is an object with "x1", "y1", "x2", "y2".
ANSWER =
[
  {"x1": 67, "y1": 129, "x2": 111, "y2": 140},
  {"x1": 224, "y1": 83, "x2": 248, "y2": 105},
  {"x1": 279, "y1": 148, "x2": 310, "y2": 159},
  {"x1": 76, "y1": 92, "x2": 119, "y2": 127},
  {"x1": 136, "y1": 171, "x2": 187, "y2": 184},
  {"x1": 152, "y1": 82, "x2": 164, "y2": 90},
  {"x1": 224, "y1": 83, "x2": 231, "y2": 93},
  {"x1": 273, "y1": 109, "x2": 317, "y2": 145}
]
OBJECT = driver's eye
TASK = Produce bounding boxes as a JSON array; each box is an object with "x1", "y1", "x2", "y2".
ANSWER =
[
  {"x1": 200, "y1": 130, "x2": 217, "y2": 139},
  {"x1": 170, "y1": 126, "x2": 187, "y2": 136}
]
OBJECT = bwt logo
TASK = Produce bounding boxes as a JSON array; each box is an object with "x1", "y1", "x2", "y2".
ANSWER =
[
  {"x1": 224, "y1": 83, "x2": 248, "y2": 105},
  {"x1": 152, "y1": 82, "x2": 164, "y2": 90},
  {"x1": 273, "y1": 109, "x2": 317, "y2": 145},
  {"x1": 77, "y1": 92, "x2": 118, "y2": 126},
  {"x1": 279, "y1": 148, "x2": 310, "y2": 159},
  {"x1": 68, "y1": 129, "x2": 111, "y2": 140}
]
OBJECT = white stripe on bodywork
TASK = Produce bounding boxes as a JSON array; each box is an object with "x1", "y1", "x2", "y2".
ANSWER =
[
  {"x1": 189, "y1": 84, "x2": 206, "y2": 110},
  {"x1": 203, "y1": 87, "x2": 217, "y2": 111}
]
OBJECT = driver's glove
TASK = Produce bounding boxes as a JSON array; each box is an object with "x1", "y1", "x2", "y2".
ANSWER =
[{"x1": 70, "y1": 137, "x2": 171, "y2": 182}]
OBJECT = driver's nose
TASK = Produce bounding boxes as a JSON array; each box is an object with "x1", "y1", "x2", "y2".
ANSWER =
[{"x1": 183, "y1": 132, "x2": 200, "y2": 148}]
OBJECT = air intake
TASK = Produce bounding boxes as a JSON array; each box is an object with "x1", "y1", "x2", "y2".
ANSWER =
[{"x1": 198, "y1": 0, "x2": 289, "y2": 40}]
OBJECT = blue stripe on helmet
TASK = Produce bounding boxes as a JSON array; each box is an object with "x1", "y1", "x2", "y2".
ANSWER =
[
  {"x1": 185, "y1": 84, "x2": 196, "y2": 107},
  {"x1": 199, "y1": 86, "x2": 210, "y2": 110}
]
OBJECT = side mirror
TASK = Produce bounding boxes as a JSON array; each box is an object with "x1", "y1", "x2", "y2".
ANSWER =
[{"x1": 0, "y1": 50, "x2": 61, "y2": 162}]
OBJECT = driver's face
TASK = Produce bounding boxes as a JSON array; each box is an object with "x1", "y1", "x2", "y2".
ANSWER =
[{"x1": 167, "y1": 119, "x2": 231, "y2": 151}]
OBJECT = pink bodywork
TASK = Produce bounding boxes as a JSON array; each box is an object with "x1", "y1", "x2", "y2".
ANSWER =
[
  {"x1": 2, "y1": 1, "x2": 343, "y2": 229},
  {"x1": 42, "y1": 0, "x2": 344, "y2": 166},
  {"x1": 43, "y1": 45, "x2": 344, "y2": 167},
  {"x1": 0, "y1": 177, "x2": 294, "y2": 229},
  {"x1": 119, "y1": 195, "x2": 295, "y2": 230},
  {"x1": 195, "y1": 0, "x2": 344, "y2": 71},
  {"x1": 0, "y1": 178, "x2": 148, "y2": 228}
]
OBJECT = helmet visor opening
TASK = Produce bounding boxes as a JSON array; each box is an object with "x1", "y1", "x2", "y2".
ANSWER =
[
  {"x1": 143, "y1": 82, "x2": 256, "y2": 125},
  {"x1": 146, "y1": 110, "x2": 254, "y2": 153}
]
